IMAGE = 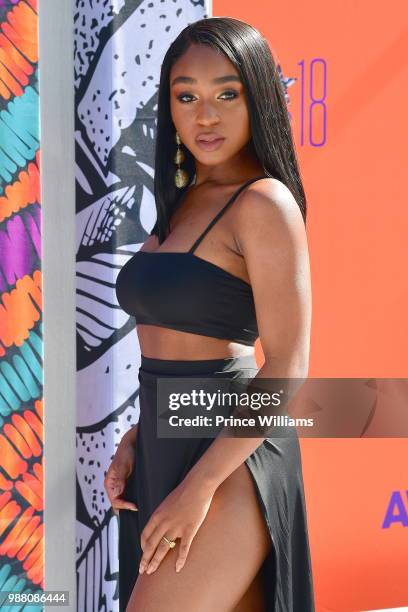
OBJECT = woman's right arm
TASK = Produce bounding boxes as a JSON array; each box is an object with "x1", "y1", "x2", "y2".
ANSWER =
[
  {"x1": 120, "y1": 423, "x2": 139, "y2": 448},
  {"x1": 104, "y1": 423, "x2": 139, "y2": 513}
]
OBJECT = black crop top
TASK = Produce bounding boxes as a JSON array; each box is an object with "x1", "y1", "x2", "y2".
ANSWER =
[{"x1": 115, "y1": 176, "x2": 266, "y2": 346}]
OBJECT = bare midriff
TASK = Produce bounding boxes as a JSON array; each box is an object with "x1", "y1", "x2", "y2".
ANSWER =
[{"x1": 136, "y1": 324, "x2": 255, "y2": 361}]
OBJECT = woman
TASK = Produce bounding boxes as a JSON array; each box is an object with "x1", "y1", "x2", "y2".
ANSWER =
[{"x1": 108, "y1": 16, "x2": 314, "y2": 612}]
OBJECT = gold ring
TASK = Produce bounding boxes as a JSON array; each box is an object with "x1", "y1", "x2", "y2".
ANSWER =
[{"x1": 162, "y1": 535, "x2": 176, "y2": 549}]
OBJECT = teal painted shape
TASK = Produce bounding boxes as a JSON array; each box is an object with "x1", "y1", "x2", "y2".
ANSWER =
[
  {"x1": 0, "y1": 85, "x2": 39, "y2": 191},
  {"x1": 13, "y1": 355, "x2": 40, "y2": 399},
  {"x1": 18, "y1": 342, "x2": 42, "y2": 385},
  {"x1": 0, "y1": 370, "x2": 19, "y2": 409},
  {"x1": 0, "y1": 565, "x2": 43, "y2": 611},
  {"x1": 0, "y1": 324, "x2": 43, "y2": 419}
]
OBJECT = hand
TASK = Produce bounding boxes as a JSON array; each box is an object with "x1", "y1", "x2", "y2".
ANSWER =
[
  {"x1": 139, "y1": 477, "x2": 215, "y2": 575},
  {"x1": 104, "y1": 431, "x2": 138, "y2": 514}
]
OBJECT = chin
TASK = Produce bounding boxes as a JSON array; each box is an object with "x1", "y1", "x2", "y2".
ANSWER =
[{"x1": 191, "y1": 146, "x2": 232, "y2": 163}]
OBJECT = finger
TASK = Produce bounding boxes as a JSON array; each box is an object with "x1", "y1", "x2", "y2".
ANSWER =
[
  {"x1": 139, "y1": 522, "x2": 170, "y2": 574},
  {"x1": 104, "y1": 478, "x2": 126, "y2": 501},
  {"x1": 104, "y1": 469, "x2": 124, "y2": 486},
  {"x1": 175, "y1": 529, "x2": 195, "y2": 573},
  {"x1": 112, "y1": 497, "x2": 138, "y2": 512},
  {"x1": 145, "y1": 534, "x2": 177, "y2": 574},
  {"x1": 140, "y1": 512, "x2": 163, "y2": 551},
  {"x1": 107, "y1": 484, "x2": 125, "y2": 502}
]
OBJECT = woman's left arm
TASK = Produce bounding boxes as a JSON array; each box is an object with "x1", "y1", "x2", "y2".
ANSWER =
[
  {"x1": 139, "y1": 179, "x2": 312, "y2": 575},
  {"x1": 184, "y1": 178, "x2": 312, "y2": 487}
]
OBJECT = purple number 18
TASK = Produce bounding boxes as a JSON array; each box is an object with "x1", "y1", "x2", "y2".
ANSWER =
[{"x1": 298, "y1": 58, "x2": 327, "y2": 146}]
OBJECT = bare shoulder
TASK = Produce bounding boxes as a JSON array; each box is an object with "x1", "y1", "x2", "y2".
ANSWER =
[
  {"x1": 233, "y1": 177, "x2": 306, "y2": 250},
  {"x1": 139, "y1": 233, "x2": 160, "y2": 253},
  {"x1": 236, "y1": 177, "x2": 304, "y2": 227}
]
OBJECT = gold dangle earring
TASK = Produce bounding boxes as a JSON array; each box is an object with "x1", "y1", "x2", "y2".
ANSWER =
[{"x1": 174, "y1": 131, "x2": 189, "y2": 188}]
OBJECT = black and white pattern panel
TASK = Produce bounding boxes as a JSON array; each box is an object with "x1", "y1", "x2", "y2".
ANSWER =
[{"x1": 74, "y1": 1, "x2": 209, "y2": 610}]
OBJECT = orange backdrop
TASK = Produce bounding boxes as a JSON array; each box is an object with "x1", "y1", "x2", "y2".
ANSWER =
[{"x1": 213, "y1": 1, "x2": 408, "y2": 610}]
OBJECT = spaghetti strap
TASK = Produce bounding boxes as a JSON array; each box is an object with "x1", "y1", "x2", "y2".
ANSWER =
[{"x1": 188, "y1": 175, "x2": 267, "y2": 254}]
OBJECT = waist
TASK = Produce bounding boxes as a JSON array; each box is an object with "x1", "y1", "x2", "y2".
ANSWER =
[
  {"x1": 136, "y1": 321, "x2": 258, "y2": 350},
  {"x1": 137, "y1": 324, "x2": 258, "y2": 361},
  {"x1": 139, "y1": 353, "x2": 259, "y2": 377}
]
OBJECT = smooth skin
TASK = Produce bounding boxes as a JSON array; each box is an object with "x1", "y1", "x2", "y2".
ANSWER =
[{"x1": 104, "y1": 42, "x2": 311, "y2": 611}]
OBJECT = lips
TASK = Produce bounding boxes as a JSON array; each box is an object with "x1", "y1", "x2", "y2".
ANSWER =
[{"x1": 196, "y1": 133, "x2": 224, "y2": 143}]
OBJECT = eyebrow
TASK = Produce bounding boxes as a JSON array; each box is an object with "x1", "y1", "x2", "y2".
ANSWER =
[{"x1": 170, "y1": 74, "x2": 242, "y2": 87}]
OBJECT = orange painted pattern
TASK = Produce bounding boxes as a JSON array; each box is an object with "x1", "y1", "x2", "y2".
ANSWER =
[
  {"x1": 0, "y1": 400, "x2": 43, "y2": 586},
  {"x1": 0, "y1": 150, "x2": 41, "y2": 223},
  {"x1": 0, "y1": 0, "x2": 38, "y2": 100},
  {"x1": 0, "y1": 270, "x2": 42, "y2": 355}
]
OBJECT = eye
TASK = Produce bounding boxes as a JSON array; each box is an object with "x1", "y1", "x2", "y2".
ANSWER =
[
  {"x1": 219, "y1": 90, "x2": 239, "y2": 101},
  {"x1": 176, "y1": 93, "x2": 195, "y2": 103}
]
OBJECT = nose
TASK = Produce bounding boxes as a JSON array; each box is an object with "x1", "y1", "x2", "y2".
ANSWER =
[{"x1": 196, "y1": 100, "x2": 220, "y2": 125}]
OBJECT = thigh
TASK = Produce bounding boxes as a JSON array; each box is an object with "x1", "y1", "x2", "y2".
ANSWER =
[
  {"x1": 231, "y1": 565, "x2": 267, "y2": 612},
  {"x1": 126, "y1": 462, "x2": 272, "y2": 612}
]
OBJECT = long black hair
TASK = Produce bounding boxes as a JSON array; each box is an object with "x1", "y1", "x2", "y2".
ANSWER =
[{"x1": 153, "y1": 16, "x2": 306, "y2": 243}]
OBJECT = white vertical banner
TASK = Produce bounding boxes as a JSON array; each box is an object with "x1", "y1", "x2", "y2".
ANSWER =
[
  {"x1": 41, "y1": 0, "x2": 77, "y2": 606},
  {"x1": 74, "y1": 1, "x2": 210, "y2": 610}
]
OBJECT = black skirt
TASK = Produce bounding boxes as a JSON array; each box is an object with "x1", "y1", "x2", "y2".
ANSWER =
[{"x1": 118, "y1": 354, "x2": 315, "y2": 611}]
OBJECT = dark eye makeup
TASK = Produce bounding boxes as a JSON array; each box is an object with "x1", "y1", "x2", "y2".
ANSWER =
[{"x1": 175, "y1": 90, "x2": 239, "y2": 103}]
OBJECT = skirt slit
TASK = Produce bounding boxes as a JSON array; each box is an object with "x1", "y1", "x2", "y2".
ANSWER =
[{"x1": 118, "y1": 354, "x2": 315, "y2": 612}]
